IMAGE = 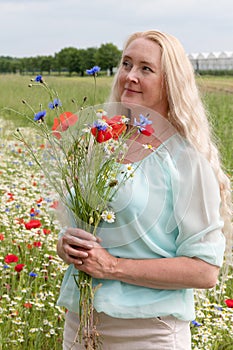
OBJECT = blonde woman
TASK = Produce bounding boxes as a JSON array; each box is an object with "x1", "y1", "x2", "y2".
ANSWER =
[{"x1": 57, "y1": 30, "x2": 232, "y2": 349}]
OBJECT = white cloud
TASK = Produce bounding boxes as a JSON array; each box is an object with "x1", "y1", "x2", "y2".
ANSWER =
[{"x1": 0, "y1": 0, "x2": 232, "y2": 57}]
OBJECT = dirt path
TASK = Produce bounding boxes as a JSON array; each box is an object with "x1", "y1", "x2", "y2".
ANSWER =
[{"x1": 197, "y1": 76, "x2": 233, "y2": 94}]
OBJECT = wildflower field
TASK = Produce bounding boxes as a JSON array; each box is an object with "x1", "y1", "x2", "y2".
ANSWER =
[{"x1": 0, "y1": 75, "x2": 232, "y2": 349}]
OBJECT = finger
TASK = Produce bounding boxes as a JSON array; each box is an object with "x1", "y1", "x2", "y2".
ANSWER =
[
  {"x1": 69, "y1": 247, "x2": 89, "y2": 258},
  {"x1": 63, "y1": 235, "x2": 94, "y2": 250},
  {"x1": 95, "y1": 236, "x2": 102, "y2": 243},
  {"x1": 73, "y1": 259, "x2": 86, "y2": 269},
  {"x1": 66, "y1": 228, "x2": 97, "y2": 241},
  {"x1": 76, "y1": 259, "x2": 84, "y2": 265}
]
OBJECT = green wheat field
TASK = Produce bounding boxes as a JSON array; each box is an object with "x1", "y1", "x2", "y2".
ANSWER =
[{"x1": 0, "y1": 74, "x2": 232, "y2": 349}]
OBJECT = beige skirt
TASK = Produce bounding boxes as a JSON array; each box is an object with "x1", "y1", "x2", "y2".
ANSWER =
[{"x1": 63, "y1": 310, "x2": 191, "y2": 350}]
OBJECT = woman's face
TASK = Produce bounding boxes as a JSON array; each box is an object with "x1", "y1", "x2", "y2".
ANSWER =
[{"x1": 117, "y1": 37, "x2": 168, "y2": 116}]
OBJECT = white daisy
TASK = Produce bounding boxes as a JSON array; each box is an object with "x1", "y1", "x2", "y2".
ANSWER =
[
  {"x1": 142, "y1": 143, "x2": 155, "y2": 151},
  {"x1": 101, "y1": 210, "x2": 116, "y2": 223}
]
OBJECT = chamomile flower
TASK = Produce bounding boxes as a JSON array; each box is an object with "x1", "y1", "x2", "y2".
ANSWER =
[
  {"x1": 101, "y1": 210, "x2": 115, "y2": 223},
  {"x1": 121, "y1": 115, "x2": 130, "y2": 123},
  {"x1": 96, "y1": 109, "x2": 107, "y2": 118},
  {"x1": 124, "y1": 163, "x2": 135, "y2": 177},
  {"x1": 142, "y1": 143, "x2": 155, "y2": 151}
]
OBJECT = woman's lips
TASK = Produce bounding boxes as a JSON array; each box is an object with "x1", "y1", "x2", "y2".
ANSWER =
[{"x1": 124, "y1": 87, "x2": 142, "y2": 94}]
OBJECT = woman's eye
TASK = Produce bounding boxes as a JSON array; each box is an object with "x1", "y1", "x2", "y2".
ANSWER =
[
  {"x1": 142, "y1": 66, "x2": 153, "y2": 72},
  {"x1": 122, "y1": 61, "x2": 132, "y2": 70}
]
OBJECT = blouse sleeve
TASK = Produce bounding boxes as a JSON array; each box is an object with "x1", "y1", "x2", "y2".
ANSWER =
[{"x1": 170, "y1": 144, "x2": 225, "y2": 267}]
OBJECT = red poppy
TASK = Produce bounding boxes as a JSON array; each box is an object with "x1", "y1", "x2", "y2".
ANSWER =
[
  {"x1": 91, "y1": 127, "x2": 113, "y2": 143},
  {"x1": 43, "y1": 228, "x2": 51, "y2": 235},
  {"x1": 30, "y1": 208, "x2": 37, "y2": 216},
  {"x1": 24, "y1": 219, "x2": 42, "y2": 230},
  {"x1": 33, "y1": 241, "x2": 42, "y2": 248},
  {"x1": 60, "y1": 112, "x2": 78, "y2": 130},
  {"x1": 51, "y1": 118, "x2": 61, "y2": 139},
  {"x1": 103, "y1": 115, "x2": 127, "y2": 139},
  {"x1": 15, "y1": 264, "x2": 25, "y2": 272},
  {"x1": 52, "y1": 112, "x2": 78, "y2": 139},
  {"x1": 225, "y1": 299, "x2": 233, "y2": 308},
  {"x1": 0, "y1": 233, "x2": 4, "y2": 240},
  {"x1": 141, "y1": 124, "x2": 154, "y2": 136},
  {"x1": 4, "y1": 254, "x2": 19, "y2": 264},
  {"x1": 24, "y1": 302, "x2": 33, "y2": 308},
  {"x1": 7, "y1": 192, "x2": 14, "y2": 202}
]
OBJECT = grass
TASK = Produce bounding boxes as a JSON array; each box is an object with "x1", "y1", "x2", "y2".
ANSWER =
[
  {"x1": 0, "y1": 74, "x2": 232, "y2": 349},
  {"x1": 0, "y1": 74, "x2": 113, "y2": 127},
  {"x1": 196, "y1": 75, "x2": 233, "y2": 175}
]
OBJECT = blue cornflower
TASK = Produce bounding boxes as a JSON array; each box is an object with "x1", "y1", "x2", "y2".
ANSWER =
[
  {"x1": 191, "y1": 320, "x2": 202, "y2": 327},
  {"x1": 133, "y1": 114, "x2": 153, "y2": 134},
  {"x1": 214, "y1": 305, "x2": 223, "y2": 311},
  {"x1": 34, "y1": 110, "x2": 46, "y2": 122},
  {"x1": 35, "y1": 75, "x2": 43, "y2": 83},
  {"x1": 48, "y1": 98, "x2": 62, "y2": 109},
  {"x1": 29, "y1": 272, "x2": 38, "y2": 277},
  {"x1": 3, "y1": 265, "x2": 10, "y2": 269},
  {"x1": 93, "y1": 119, "x2": 108, "y2": 131},
  {"x1": 134, "y1": 114, "x2": 152, "y2": 128},
  {"x1": 86, "y1": 66, "x2": 101, "y2": 75}
]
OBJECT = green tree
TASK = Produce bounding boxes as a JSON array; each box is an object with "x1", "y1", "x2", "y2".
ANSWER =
[
  {"x1": 0, "y1": 57, "x2": 11, "y2": 73},
  {"x1": 96, "y1": 43, "x2": 121, "y2": 75},
  {"x1": 38, "y1": 55, "x2": 54, "y2": 74},
  {"x1": 55, "y1": 47, "x2": 80, "y2": 75},
  {"x1": 78, "y1": 47, "x2": 98, "y2": 76}
]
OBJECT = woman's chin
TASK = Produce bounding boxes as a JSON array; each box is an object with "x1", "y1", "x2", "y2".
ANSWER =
[{"x1": 121, "y1": 97, "x2": 142, "y2": 110}]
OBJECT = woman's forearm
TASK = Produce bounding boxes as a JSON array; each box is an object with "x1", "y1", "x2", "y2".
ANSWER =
[
  {"x1": 110, "y1": 256, "x2": 220, "y2": 290},
  {"x1": 56, "y1": 228, "x2": 220, "y2": 290}
]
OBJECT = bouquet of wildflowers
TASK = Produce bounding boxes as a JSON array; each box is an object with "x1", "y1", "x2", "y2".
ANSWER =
[{"x1": 13, "y1": 70, "x2": 154, "y2": 349}]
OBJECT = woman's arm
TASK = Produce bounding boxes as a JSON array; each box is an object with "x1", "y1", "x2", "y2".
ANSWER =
[
  {"x1": 57, "y1": 227, "x2": 220, "y2": 290},
  {"x1": 110, "y1": 255, "x2": 220, "y2": 290}
]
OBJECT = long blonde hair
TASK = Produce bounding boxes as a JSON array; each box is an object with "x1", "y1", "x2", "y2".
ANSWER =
[{"x1": 108, "y1": 30, "x2": 232, "y2": 257}]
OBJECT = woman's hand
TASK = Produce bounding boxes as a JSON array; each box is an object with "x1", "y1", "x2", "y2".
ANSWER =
[
  {"x1": 75, "y1": 240, "x2": 118, "y2": 279},
  {"x1": 57, "y1": 227, "x2": 117, "y2": 279},
  {"x1": 57, "y1": 227, "x2": 99, "y2": 266}
]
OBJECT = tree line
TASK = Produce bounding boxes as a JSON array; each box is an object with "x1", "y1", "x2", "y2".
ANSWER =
[{"x1": 0, "y1": 43, "x2": 122, "y2": 76}]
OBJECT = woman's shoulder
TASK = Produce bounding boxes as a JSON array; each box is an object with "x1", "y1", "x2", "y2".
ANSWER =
[
  {"x1": 157, "y1": 134, "x2": 216, "y2": 180},
  {"x1": 154, "y1": 133, "x2": 194, "y2": 167}
]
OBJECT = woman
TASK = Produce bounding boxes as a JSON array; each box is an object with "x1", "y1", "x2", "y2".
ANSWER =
[{"x1": 57, "y1": 30, "x2": 232, "y2": 349}]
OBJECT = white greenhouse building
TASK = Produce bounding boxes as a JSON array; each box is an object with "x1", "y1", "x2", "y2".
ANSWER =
[{"x1": 188, "y1": 51, "x2": 233, "y2": 71}]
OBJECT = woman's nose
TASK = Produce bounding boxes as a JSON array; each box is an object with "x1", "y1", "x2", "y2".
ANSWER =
[{"x1": 126, "y1": 67, "x2": 139, "y2": 83}]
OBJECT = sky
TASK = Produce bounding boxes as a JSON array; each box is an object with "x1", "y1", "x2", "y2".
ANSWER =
[{"x1": 0, "y1": 0, "x2": 232, "y2": 58}]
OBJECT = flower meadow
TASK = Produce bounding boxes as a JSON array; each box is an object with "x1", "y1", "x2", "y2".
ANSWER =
[
  {"x1": 0, "y1": 121, "x2": 66, "y2": 349},
  {"x1": 0, "y1": 75, "x2": 233, "y2": 349}
]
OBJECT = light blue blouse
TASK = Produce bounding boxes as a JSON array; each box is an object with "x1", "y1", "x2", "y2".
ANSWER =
[{"x1": 57, "y1": 133, "x2": 225, "y2": 321}]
